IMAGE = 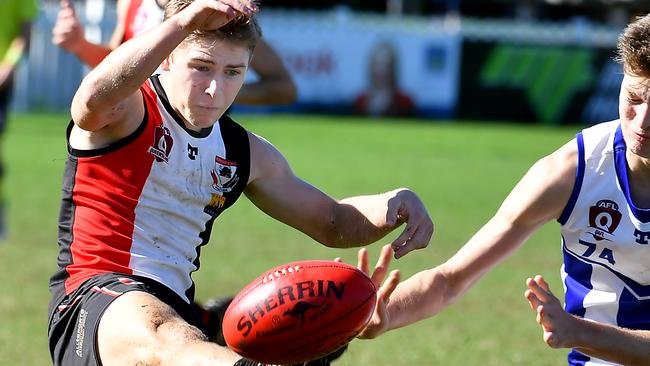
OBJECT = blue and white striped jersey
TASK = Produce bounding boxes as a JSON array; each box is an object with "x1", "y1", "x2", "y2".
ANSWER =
[{"x1": 558, "y1": 120, "x2": 650, "y2": 366}]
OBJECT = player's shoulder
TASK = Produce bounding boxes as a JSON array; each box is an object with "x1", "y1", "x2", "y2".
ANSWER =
[
  {"x1": 247, "y1": 130, "x2": 285, "y2": 163},
  {"x1": 246, "y1": 129, "x2": 291, "y2": 184},
  {"x1": 581, "y1": 119, "x2": 619, "y2": 134},
  {"x1": 533, "y1": 121, "x2": 619, "y2": 207},
  {"x1": 580, "y1": 119, "x2": 620, "y2": 157},
  {"x1": 527, "y1": 134, "x2": 580, "y2": 198},
  {"x1": 579, "y1": 119, "x2": 620, "y2": 146}
]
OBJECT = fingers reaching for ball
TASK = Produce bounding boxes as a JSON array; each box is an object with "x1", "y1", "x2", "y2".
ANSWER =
[
  {"x1": 361, "y1": 244, "x2": 394, "y2": 287},
  {"x1": 354, "y1": 245, "x2": 400, "y2": 340},
  {"x1": 353, "y1": 245, "x2": 396, "y2": 287}
]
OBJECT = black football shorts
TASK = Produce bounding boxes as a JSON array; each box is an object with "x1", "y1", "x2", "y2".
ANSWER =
[{"x1": 48, "y1": 273, "x2": 200, "y2": 366}]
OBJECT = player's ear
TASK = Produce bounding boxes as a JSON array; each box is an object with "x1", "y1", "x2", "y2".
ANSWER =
[
  {"x1": 161, "y1": 56, "x2": 171, "y2": 71},
  {"x1": 161, "y1": 48, "x2": 178, "y2": 71}
]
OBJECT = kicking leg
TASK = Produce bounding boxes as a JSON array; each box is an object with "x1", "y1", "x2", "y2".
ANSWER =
[{"x1": 98, "y1": 291, "x2": 241, "y2": 366}]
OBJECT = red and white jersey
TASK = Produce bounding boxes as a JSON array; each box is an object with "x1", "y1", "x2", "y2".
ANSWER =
[
  {"x1": 49, "y1": 75, "x2": 250, "y2": 304},
  {"x1": 122, "y1": 0, "x2": 164, "y2": 43}
]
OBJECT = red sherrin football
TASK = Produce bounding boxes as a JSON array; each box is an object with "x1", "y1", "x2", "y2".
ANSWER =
[{"x1": 222, "y1": 260, "x2": 377, "y2": 364}]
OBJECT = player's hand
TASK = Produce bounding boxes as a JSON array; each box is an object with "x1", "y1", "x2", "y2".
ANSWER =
[
  {"x1": 173, "y1": 0, "x2": 258, "y2": 33},
  {"x1": 524, "y1": 275, "x2": 580, "y2": 349},
  {"x1": 354, "y1": 245, "x2": 400, "y2": 339},
  {"x1": 52, "y1": 0, "x2": 85, "y2": 53},
  {"x1": 386, "y1": 188, "x2": 433, "y2": 259}
]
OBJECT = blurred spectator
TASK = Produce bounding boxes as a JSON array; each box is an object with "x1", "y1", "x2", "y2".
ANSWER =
[
  {"x1": 0, "y1": 0, "x2": 38, "y2": 238},
  {"x1": 354, "y1": 40, "x2": 415, "y2": 117},
  {"x1": 52, "y1": 0, "x2": 296, "y2": 105}
]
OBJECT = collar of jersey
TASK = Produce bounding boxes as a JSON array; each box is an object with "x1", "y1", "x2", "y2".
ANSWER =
[{"x1": 613, "y1": 124, "x2": 650, "y2": 223}]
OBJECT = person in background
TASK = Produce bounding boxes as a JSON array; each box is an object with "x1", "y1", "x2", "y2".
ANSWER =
[
  {"x1": 52, "y1": 0, "x2": 296, "y2": 105},
  {"x1": 0, "y1": 0, "x2": 39, "y2": 238},
  {"x1": 359, "y1": 13, "x2": 650, "y2": 366},
  {"x1": 47, "y1": 1, "x2": 433, "y2": 365},
  {"x1": 354, "y1": 40, "x2": 415, "y2": 118}
]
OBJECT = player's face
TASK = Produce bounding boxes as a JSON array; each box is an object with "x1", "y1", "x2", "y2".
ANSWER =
[
  {"x1": 162, "y1": 39, "x2": 250, "y2": 131},
  {"x1": 619, "y1": 73, "x2": 650, "y2": 159}
]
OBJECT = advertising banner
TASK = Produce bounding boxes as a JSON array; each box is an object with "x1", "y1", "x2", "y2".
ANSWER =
[
  {"x1": 242, "y1": 13, "x2": 462, "y2": 117},
  {"x1": 457, "y1": 40, "x2": 621, "y2": 125}
]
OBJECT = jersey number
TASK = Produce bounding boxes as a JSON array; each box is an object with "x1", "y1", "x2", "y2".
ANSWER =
[{"x1": 578, "y1": 240, "x2": 616, "y2": 265}]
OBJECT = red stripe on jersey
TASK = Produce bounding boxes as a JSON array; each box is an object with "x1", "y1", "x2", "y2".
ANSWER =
[
  {"x1": 64, "y1": 83, "x2": 163, "y2": 294},
  {"x1": 122, "y1": 0, "x2": 144, "y2": 43}
]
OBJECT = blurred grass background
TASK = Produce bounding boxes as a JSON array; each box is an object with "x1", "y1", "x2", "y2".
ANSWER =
[{"x1": 0, "y1": 113, "x2": 578, "y2": 365}]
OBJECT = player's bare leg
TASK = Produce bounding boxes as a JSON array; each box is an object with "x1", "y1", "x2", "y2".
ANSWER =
[{"x1": 98, "y1": 291, "x2": 241, "y2": 366}]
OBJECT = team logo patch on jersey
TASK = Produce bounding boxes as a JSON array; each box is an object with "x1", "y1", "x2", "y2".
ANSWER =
[
  {"x1": 587, "y1": 199, "x2": 622, "y2": 241},
  {"x1": 148, "y1": 126, "x2": 174, "y2": 162},
  {"x1": 210, "y1": 156, "x2": 239, "y2": 193}
]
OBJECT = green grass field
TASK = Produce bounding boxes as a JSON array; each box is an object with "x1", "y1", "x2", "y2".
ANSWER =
[{"x1": 0, "y1": 112, "x2": 579, "y2": 365}]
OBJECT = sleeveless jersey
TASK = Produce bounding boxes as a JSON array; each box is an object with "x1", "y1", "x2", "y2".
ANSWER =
[
  {"x1": 122, "y1": 0, "x2": 164, "y2": 43},
  {"x1": 49, "y1": 75, "x2": 250, "y2": 305},
  {"x1": 558, "y1": 120, "x2": 650, "y2": 365}
]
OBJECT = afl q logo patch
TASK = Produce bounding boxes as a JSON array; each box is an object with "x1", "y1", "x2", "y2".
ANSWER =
[
  {"x1": 588, "y1": 199, "x2": 622, "y2": 240},
  {"x1": 148, "y1": 126, "x2": 174, "y2": 162}
]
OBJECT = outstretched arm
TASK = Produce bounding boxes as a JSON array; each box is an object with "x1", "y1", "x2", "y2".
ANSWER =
[
  {"x1": 52, "y1": 0, "x2": 118, "y2": 68},
  {"x1": 245, "y1": 133, "x2": 433, "y2": 258},
  {"x1": 235, "y1": 39, "x2": 296, "y2": 105},
  {"x1": 525, "y1": 275, "x2": 650, "y2": 366},
  {"x1": 360, "y1": 139, "x2": 578, "y2": 338}
]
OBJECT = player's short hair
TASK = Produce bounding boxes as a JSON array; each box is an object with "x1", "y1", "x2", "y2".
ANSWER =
[
  {"x1": 616, "y1": 13, "x2": 650, "y2": 77},
  {"x1": 164, "y1": 0, "x2": 261, "y2": 54}
]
